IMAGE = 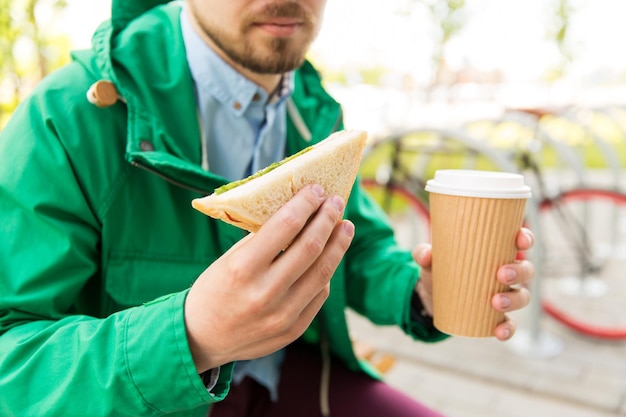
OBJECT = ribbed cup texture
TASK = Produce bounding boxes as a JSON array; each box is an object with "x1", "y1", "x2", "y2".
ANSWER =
[{"x1": 429, "y1": 194, "x2": 527, "y2": 337}]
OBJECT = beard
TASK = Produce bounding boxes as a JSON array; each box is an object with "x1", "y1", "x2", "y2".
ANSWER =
[{"x1": 194, "y1": 2, "x2": 316, "y2": 74}]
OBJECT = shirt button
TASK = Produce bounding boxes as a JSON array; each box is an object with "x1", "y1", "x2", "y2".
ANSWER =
[
  {"x1": 139, "y1": 140, "x2": 154, "y2": 151},
  {"x1": 252, "y1": 93, "x2": 261, "y2": 102},
  {"x1": 233, "y1": 101, "x2": 242, "y2": 110},
  {"x1": 86, "y1": 80, "x2": 118, "y2": 108}
]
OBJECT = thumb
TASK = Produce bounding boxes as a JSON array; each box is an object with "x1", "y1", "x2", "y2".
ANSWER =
[{"x1": 412, "y1": 243, "x2": 432, "y2": 268}]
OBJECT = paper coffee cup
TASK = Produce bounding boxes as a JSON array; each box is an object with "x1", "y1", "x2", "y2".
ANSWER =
[{"x1": 425, "y1": 170, "x2": 531, "y2": 337}]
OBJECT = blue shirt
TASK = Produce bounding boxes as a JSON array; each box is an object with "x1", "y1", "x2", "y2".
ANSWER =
[{"x1": 181, "y1": 8, "x2": 291, "y2": 401}]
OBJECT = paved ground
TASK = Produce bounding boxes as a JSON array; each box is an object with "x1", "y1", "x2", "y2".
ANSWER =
[
  {"x1": 348, "y1": 180, "x2": 626, "y2": 417},
  {"x1": 348, "y1": 307, "x2": 626, "y2": 417}
]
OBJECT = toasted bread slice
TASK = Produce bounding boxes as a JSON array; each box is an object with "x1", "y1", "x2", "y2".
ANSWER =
[{"x1": 192, "y1": 129, "x2": 368, "y2": 233}]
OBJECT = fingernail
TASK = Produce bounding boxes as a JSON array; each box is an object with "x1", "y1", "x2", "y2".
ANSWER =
[
  {"x1": 331, "y1": 195, "x2": 345, "y2": 211},
  {"x1": 524, "y1": 229, "x2": 534, "y2": 246},
  {"x1": 311, "y1": 184, "x2": 324, "y2": 198},
  {"x1": 342, "y1": 221, "x2": 355, "y2": 237},
  {"x1": 502, "y1": 327, "x2": 511, "y2": 340},
  {"x1": 503, "y1": 268, "x2": 516, "y2": 283},
  {"x1": 415, "y1": 246, "x2": 427, "y2": 263},
  {"x1": 500, "y1": 296, "x2": 512, "y2": 309}
]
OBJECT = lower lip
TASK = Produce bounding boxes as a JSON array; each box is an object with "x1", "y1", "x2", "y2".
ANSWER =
[{"x1": 256, "y1": 23, "x2": 301, "y2": 37}]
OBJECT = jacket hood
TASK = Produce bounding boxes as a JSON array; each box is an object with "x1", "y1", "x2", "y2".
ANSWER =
[
  {"x1": 76, "y1": 2, "x2": 216, "y2": 192},
  {"x1": 111, "y1": 0, "x2": 171, "y2": 34},
  {"x1": 74, "y1": 2, "x2": 342, "y2": 193}
]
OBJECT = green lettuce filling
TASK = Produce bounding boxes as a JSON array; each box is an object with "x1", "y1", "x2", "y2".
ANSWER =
[{"x1": 214, "y1": 145, "x2": 314, "y2": 195}]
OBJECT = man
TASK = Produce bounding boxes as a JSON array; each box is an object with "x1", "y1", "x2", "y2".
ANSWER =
[{"x1": 0, "y1": 1, "x2": 534, "y2": 416}]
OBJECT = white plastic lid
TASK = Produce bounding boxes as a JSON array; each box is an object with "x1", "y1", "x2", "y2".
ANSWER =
[{"x1": 425, "y1": 169, "x2": 531, "y2": 199}]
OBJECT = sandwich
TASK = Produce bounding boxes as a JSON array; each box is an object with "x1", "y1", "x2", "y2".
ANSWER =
[{"x1": 192, "y1": 129, "x2": 368, "y2": 233}]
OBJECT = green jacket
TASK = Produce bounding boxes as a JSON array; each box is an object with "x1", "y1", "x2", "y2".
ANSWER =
[{"x1": 0, "y1": 3, "x2": 445, "y2": 416}]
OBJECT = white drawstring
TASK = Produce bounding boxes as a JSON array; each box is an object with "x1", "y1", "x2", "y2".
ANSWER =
[
  {"x1": 197, "y1": 109, "x2": 209, "y2": 172},
  {"x1": 286, "y1": 98, "x2": 312, "y2": 142},
  {"x1": 320, "y1": 332, "x2": 332, "y2": 417}
]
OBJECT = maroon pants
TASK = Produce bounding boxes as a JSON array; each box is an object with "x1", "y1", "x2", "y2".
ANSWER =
[{"x1": 209, "y1": 345, "x2": 447, "y2": 417}]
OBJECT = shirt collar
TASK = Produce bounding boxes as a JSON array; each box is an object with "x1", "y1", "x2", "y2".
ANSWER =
[
  {"x1": 181, "y1": 8, "x2": 293, "y2": 116},
  {"x1": 268, "y1": 73, "x2": 294, "y2": 105}
]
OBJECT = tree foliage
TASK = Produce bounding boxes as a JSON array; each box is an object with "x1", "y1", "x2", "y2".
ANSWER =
[
  {"x1": 426, "y1": 0, "x2": 467, "y2": 86},
  {"x1": 544, "y1": 0, "x2": 578, "y2": 82},
  {"x1": 0, "y1": 0, "x2": 69, "y2": 127}
]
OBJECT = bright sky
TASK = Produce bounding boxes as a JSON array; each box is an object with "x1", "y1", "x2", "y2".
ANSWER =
[
  {"x1": 60, "y1": 0, "x2": 626, "y2": 87},
  {"x1": 317, "y1": 0, "x2": 626, "y2": 84},
  {"x1": 37, "y1": 0, "x2": 625, "y2": 133}
]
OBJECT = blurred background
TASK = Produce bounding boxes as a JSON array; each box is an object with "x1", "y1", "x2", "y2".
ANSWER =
[
  {"x1": 2, "y1": 1, "x2": 626, "y2": 416},
  {"x1": 3, "y1": 0, "x2": 626, "y2": 131}
]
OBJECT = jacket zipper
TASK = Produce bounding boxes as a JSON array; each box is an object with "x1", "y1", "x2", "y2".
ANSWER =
[
  {"x1": 130, "y1": 160, "x2": 212, "y2": 195},
  {"x1": 131, "y1": 102, "x2": 342, "y2": 196}
]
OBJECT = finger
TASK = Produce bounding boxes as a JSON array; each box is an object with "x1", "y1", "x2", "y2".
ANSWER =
[
  {"x1": 233, "y1": 284, "x2": 332, "y2": 362},
  {"x1": 251, "y1": 184, "x2": 326, "y2": 263},
  {"x1": 295, "y1": 284, "x2": 333, "y2": 331},
  {"x1": 274, "y1": 197, "x2": 349, "y2": 288},
  {"x1": 516, "y1": 227, "x2": 534, "y2": 251},
  {"x1": 495, "y1": 315, "x2": 517, "y2": 341},
  {"x1": 287, "y1": 282, "x2": 333, "y2": 339},
  {"x1": 287, "y1": 220, "x2": 354, "y2": 307},
  {"x1": 412, "y1": 243, "x2": 432, "y2": 268},
  {"x1": 496, "y1": 259, "x2": 535, "y2": 287},
  {"x1": 492, "y1": 287, "x2": 531, "y2": 312}
]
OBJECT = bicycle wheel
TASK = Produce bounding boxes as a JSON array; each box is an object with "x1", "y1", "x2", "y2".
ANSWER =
[
  {"x1": 537, "y1": 188, "x2": 626, "y2": 339},
  {"x1": 361, "y1": 179, "x2": 431, "y2": 250}
]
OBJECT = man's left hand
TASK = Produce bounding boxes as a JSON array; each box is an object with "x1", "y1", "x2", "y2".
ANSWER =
[{"x1": 412, "y1": 227, "x2": 535, "y2": 341}]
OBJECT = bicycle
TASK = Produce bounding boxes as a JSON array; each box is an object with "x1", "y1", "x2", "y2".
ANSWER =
[
  {"x1": 465, "y1": 109, "x2": 626, "y2": 340},
  {"x1": 517, "y1": 149, "x2": 626, "y2": 340},
  {"x1": 359, "y1": 128, "x2": 518, "y2": 249},
  {"x1": 359, "y1": 124, "x2": 626, "y2": 341}
]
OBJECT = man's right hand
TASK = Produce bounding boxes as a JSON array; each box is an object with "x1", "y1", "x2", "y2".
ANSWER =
[{"x1": 184, "y1": 184, "x2": 355, "y2": 373}]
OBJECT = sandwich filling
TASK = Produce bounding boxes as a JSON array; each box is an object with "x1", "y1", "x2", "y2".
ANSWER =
[{"x1": 214, "y1": 145, "x2": 313, "y2": 194}]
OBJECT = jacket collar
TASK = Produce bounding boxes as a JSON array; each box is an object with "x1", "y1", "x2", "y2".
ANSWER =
[{"x1": 85, "y1": 3, "x2": 342, "y2": 194}]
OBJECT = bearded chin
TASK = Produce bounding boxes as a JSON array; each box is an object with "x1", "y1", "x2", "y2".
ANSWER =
[
  {"x1": 232, "y1": 39, "x2": 306, "y2": 74},
  {"x1": 195, "y1": 15, "x2": 310, "y2": 75}
]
